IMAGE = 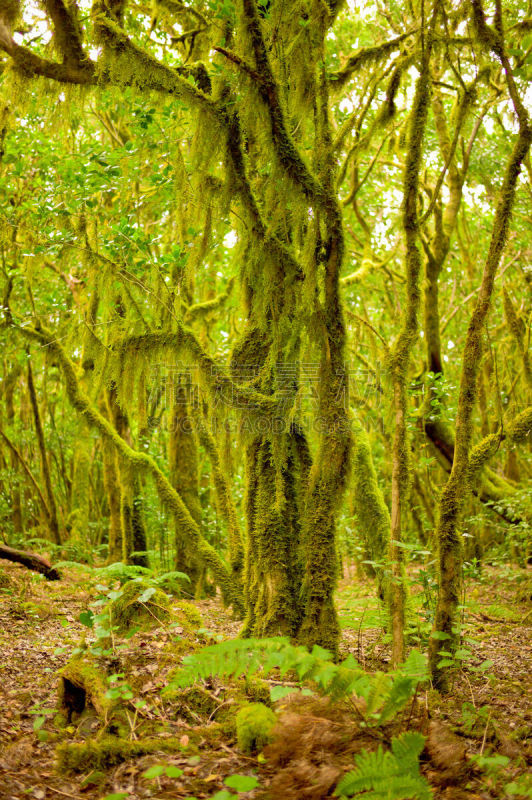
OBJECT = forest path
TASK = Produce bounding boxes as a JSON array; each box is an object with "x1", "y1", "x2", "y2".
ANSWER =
[
  {"x1": 0, "y1": 564, "x2": 87, "y2": 799},
  {"x1": 0, "y1": 562, "x2": 530, "y2": 800}
]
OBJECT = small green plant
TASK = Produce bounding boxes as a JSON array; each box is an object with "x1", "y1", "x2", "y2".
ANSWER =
[
  {"x1": 460, "y1": 702, "x2": 490, "y2": 735},
  {"x1": 29, "y1": 702, "x2": 57, "y2": 741},
  {"x1": 505, "y1": 774, "x2": 532, "y2": 798},
  {"x1": 105, "y1": 673, "x2": 134, "y2": 702},
  {"x1": 335, "y1": 731, "x2": 432, "y2": 800},
  {"x1": 209, "y1": 774, "x2": 260, "y2": 799},
  {"x1": 142, "y1": 763, "x2": 184, "y2": 779}
]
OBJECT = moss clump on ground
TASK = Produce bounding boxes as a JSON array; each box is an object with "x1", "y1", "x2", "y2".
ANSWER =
[
  {"x1": 110, "y1": 580, "x2": 171, "y2": 632},
  {"x1": 166, "y1": 685, "x2": 220, "y2": 722},
  {"x1": 109, "y1": 581, "x2": 202, "y2": 634},
  {"x1": 0, "y1": 569, "x2": 14, "y2": 589},
  {"x1": 236, "y1": 702, "x2": 277, "y2": 754},
  {"x1": 244, "y1": 677, "x2": 271, "y2": 705},
  {"x1": 56, "y1": 735, "x2": 185, "y2": 773},
  {"x1": 58, "y1": 656, "x2": 114, "y2": 721},
  {"x1": 173, "y1": 600, "x2": 202, "y2": 630}
]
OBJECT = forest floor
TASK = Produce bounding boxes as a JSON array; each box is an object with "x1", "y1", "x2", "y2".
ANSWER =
[{"x1": 0, "y1": 561, "x2": 530, "y2": 800}]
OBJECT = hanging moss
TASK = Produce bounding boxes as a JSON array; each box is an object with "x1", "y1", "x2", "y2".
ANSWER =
[
  {"x1": 236, "y1": 702, "x2": 277, "y2": 754},
  {"x1": 16, "y1": 324, "x2": 243, "y2": 614}
]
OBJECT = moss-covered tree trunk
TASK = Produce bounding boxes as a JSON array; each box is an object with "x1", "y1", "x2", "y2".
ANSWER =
[
  {"x1": 169, "y1": 384, "x2": 203, "y2": 594},
  {"x1": 102, "y1": 437, "x2": 122, "y2": 563},
  {"x1": 27, "y1": 354, "x2": 61, "y2": 545},
  {"x1": 108, "y1": 385, "x2": 148, "y2": 568},
  {"x1": 4, "y1": 367, "x2": 23, "y2": 534},
  {"x1": 68, "y1": 431, "x2": 91, "y2": 543},
  {"x1": 388, "y1": 30, "x2": 432, "y2": 666}
]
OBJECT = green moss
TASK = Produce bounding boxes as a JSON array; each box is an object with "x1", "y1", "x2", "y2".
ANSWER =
[
  {"x1": 351, "y1": 418, "x2": 391, "y2": 601},
  {"x1": 174, "y1": 600, "x2": 202, "y2": 629},
  {"x1": 0, "y1": 569, "x2": 13, "y2": 589},
  {"x1": 56, "y1": 735, "x2": 184, "y2": 773},
  {"x1": 165, "y1": 686, "x2": 219, "y2": 722},
  {"x1": 58, "y1": 656, "x2": 114, "y2": 720},
  {"x1": 244, "y1": 677, "x2": 270, "y2": 705},
  {"x1": 235, "y1": 702, "x2": 277, "y2": 754},
  {"x1": 110, "y1": 580, "x2": 171, "y2": 632}
]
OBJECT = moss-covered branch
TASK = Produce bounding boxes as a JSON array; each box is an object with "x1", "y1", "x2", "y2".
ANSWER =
[
  {"x1": 113, "y1": 329, "x2": 281, "y2": 422},
  {"x1": 184, "y1": 277, "x2": 235, "y2": 323},
  {"x1": 469, "y1": 406, "x2": 532, "y2": 475},
  {"x1": 239, "y1": 0, "x2": 326, "y2": 208},
  {"x1": 44, "y1": 0, "x2": 87, "y2": 66},
  {"x1": 330, "y1": 30, "x2": 416, "y2": 89}
]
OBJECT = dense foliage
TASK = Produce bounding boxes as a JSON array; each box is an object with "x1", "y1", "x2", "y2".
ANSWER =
[{"x1": 0, "y1": 5, "x2": 530, "y2": 790}]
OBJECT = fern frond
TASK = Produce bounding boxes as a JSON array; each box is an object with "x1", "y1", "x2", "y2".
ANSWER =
[
  {"x1": 168, "y1": 638, "x2": 427, "y2": 727},
  {"x1": 336, "y1": 732, "x2": 432, "y2": 799}
]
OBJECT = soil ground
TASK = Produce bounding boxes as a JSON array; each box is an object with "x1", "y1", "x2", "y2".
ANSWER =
[{"x1": 0, "y1": 562, "x2": 530, "y2": 800}]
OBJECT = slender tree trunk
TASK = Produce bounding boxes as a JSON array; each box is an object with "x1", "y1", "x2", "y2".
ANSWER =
[
  {"x1": 27, "y1": 355, "x2": 61, "y2": 545},
  {"x1": 102, "y1": 437, "x2": 123, "y2": 562},
  {"x1": 388, "y1": 30, "x2": 432, "y2": 666},
  {"x1": 106, "y1": 384, "x2": 148, "y2": 566},
  {"x1": 169, "y1": 384, "x2": 203, "y2": 594},
  {"x1": 4, "y1": 368, "x2": 23, "y2": 534}
]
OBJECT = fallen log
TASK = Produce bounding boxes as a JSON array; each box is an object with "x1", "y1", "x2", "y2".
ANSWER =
[{"x1": 0, "y1": 543, "x2": 61, "y2": 580}]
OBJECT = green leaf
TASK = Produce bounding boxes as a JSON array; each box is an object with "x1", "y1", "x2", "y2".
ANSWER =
[
  {"x1": 437, "y1": 659, "x2": 455, "y2": 668},
  {"x1": 165, "y1": 766, "x2": 184, "y2": 777},
  {"x1": 270, "y1": 685, "x2": 299, "y2": 702},
  {"x1": 138, "y1": 587, "x2": 156, "y2": 603},
  {"x1": 143, "y1": 765, "x2": 165, "y2": 779},
  {"x1": 79, "y1": 610, "x2": 94, "y2": 628},
  {"x1": 224, "y1": 774, "x2": 260, "y2": 792},
  {"x1": 102, "y1": 794, "x2": 129, "y2": 800}
]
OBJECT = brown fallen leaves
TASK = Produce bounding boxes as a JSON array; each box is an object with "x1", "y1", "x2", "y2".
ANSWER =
[{"x1": 260, "y1": 696, "x2": 371, "y2": 800}]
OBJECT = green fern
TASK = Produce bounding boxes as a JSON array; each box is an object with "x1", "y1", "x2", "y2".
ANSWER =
[
  {"x1": 93, "y1": 562, "x2": 151, "y2": 584},
  {"x1": 336, "y1": 732, "x2": 432, "y2": 799},
  {"x1": 168, "y1": 638, "x2": 428, "y2": 725}
]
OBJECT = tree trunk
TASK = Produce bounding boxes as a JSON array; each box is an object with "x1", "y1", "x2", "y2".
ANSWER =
[{"x1": 27, "y1": 355, "x2": 61, "y2": 545}]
